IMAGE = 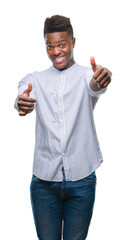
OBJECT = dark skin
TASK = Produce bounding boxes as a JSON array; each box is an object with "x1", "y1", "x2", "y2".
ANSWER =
[
  {"x1": 90, "y1": 56, "x2": 112, "y2": 91},
  {"x1": 45, "y1": 32, "x2": 75, "y2": 70},
  {"x1": 15, "y1": 31, "x2": 112, "y2": 116},
  {"x1": 15, "y1": 83, "x2": 37, "y2": 116}
]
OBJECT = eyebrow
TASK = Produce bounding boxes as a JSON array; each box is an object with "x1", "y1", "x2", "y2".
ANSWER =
[{"x1": 46, "y1": 39, "x2": 66, "y2": 44}]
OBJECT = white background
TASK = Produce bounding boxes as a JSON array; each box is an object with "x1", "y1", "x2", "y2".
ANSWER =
[{"x1": 0, "y1": 0, "x2": 126, "y2": 239}]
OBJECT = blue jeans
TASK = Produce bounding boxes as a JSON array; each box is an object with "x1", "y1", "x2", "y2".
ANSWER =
[{"x1": 30, "y1": 169, "x2": 96, "y2": 240}]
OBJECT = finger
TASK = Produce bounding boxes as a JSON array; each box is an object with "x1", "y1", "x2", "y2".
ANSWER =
[
  {"x1": 23, "y1": 83, "x2": 33, "y2": 97},
  {"x1": 18, "y1": 100, "x2": 35, "y2": 107},
  {"x1": 99, "y1": 76, "x2": 111, "y2": 87},
  {"x1": 19, "y1": 106, "x2": 34, "y2": 112},
  {"x1": 19, "y1": 110, "x2": 26, "y2": 116},
  {"x1": 95, "y1": 69, "x2": 109, "y2": 83},
  {"x1": 93, "y1": 66, "x2": 103, "y2": 79},
  {"x1": 103, "y1": 79, "x2": 111, "y2": 88},
  {"x1": 18, "y1": 95, "x2": 37, "y2": 103},
  {"x1": 90, "y1": 56, "x2": 97, "y2": 72}
]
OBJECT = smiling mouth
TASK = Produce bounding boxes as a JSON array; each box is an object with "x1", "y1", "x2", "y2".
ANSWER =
[{"x1": 53, "y1": 56, "x2": 66, "y2": 64}]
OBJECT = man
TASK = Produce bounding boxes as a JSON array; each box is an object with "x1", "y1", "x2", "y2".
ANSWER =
[{"x1": 14, "y1": 15, "x2": 112, "y2": 240}]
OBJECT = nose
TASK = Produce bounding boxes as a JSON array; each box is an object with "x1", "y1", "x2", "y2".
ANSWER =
[{"x1": 53, "y1": 47, "x2": 61, "y2": 56}]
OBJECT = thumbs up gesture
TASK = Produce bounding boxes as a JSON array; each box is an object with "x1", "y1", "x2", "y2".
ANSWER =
[
  {"x1": 16, "y1": 83, "x2": 37, "y2": 116},
  {"x1": 90, "y1": 56, "x2": 112, "y2": 91}
]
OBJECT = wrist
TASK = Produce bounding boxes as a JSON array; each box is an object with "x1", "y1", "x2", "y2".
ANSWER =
[
  {"x1": 14, "y1": 96, "x2": 20, "y2": 112},
  {"x1": 89, "y1": 77, "x2": 101, "y2": 91}
]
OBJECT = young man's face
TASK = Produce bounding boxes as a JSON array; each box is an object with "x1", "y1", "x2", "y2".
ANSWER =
[{"x1": 45, "y1": 32, "x2": 75, "y2": 70}]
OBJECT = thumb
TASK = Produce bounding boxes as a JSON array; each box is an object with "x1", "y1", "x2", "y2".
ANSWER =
[
  {"x1": 90, "y1": 56, "x2": 97, "y2": 72},
  {"x1": 23, "y1": 83, "x2": 32, "y2": 97}
]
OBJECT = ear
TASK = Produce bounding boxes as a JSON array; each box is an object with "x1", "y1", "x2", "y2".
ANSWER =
[{"x1": 72, "y1": 37, "x2": 76, "y2": 48}]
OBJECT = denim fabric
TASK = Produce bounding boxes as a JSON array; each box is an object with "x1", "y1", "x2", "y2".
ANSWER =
[{"x1": 30, "y1": 169, "x2": 96, "y2": 240}]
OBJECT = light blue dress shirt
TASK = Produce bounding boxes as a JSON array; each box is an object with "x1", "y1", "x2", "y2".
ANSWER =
[{"x1": 18, "y1": 62, "x2": 107, "y2": 181}]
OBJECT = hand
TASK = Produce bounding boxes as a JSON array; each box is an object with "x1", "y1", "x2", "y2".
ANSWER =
[
  {"x1": 90, "y1": 56, "x2": 112, "y2": 91},
  {"x1": 17, "y1": 83, "x2": 37, "y2": 116}
]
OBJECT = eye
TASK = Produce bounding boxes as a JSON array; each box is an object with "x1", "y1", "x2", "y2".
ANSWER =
[
  {"x1": 59, "y1": 44, "x2": 66, "y2": 48},
  {"x1": 47, "y1": 45, "x2": 53, "y2": 50}
]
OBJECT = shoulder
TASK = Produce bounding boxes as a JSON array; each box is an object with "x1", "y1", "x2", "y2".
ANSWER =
[
  {"x1": 22, "y1": 67, "x2": 52, "y2": 85},
  {"x1": 77, "y1": 64, "x2": 92, "y2": 74},
  {"x1": 75, "y1": 63, "x2": 93, "y2": 79},
  {"x1": 32, "y1": 67, "x2": 52, "y2": 79},
  {"x1": 18, "y1": 67, "x2": 51, "y2": 87}
]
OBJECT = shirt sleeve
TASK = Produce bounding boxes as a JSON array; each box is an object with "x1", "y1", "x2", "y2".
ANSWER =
[{"x1": 84, "y1": 67, "x2": 107, "y2": 98}]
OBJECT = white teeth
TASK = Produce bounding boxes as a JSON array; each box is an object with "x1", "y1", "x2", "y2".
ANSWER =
[{"x1": 54, "y1": 56, "x2": 65, "y2": 63}]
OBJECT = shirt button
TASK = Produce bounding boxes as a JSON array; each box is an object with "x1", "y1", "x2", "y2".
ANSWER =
[{"x1": 62, "y1": 153, "x2": 65, "y2": 156}]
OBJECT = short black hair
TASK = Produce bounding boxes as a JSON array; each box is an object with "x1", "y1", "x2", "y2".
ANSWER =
[{"x1": 44, "y1": 15, "x2": 74, "y2": 37}]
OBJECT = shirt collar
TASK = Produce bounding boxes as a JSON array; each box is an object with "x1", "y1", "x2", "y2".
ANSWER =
[{"x1": 49, "y1": 62, "x2": 79, "y2": 75}]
